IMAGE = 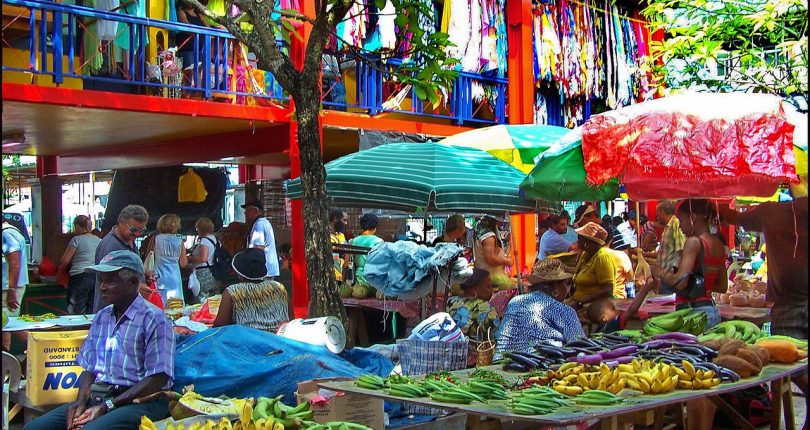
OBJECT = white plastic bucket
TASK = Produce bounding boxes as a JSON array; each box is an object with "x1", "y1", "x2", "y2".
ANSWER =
[{"x1": 276, "y1": 316, "x2": 346, "y2": 354}]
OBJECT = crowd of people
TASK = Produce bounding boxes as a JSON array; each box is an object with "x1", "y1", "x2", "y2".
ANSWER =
[{"x1": 2, "y1": 194, "x2": 807, "y2": 430}]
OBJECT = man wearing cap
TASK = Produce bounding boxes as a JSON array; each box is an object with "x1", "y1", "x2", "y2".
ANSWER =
[
  {"x1": 24, "y1": 250, "x2": 174, "y2": 430},
  {"x1": 495, "y1": 259, "x2": 584, "y2": 360},
  {"x1": 573, "y1": 204, "x2": 601, "y2": 228},
  {"x1": 242, "y1": 200, "x2": 280, "y2": 279},
  {"x1": 92, "y1": 204, "x2": 149, "y2": 313},
  {"x1": 616, "y1": 211, "x2": 638, "y2": 249}
]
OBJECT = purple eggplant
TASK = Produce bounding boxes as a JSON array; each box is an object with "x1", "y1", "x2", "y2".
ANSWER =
[
  {"x1": 601, "y1": 345, "x2": 638, "y2": 359},
  {"x1": 612, "y1": 355, "x2": 634, "y2": 364},
  {"x1": 652, "y1": 332, "x2": 698, "y2": 342},
  {"x1": 642, "y1": 339, "x2": 668, "y2": 349},
  {"x1": 574, "y1": 352, "x2": 604, "y2": 365}
]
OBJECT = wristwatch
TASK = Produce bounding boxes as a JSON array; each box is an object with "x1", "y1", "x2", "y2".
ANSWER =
[
  {"x1": 105, "y1": 399, "x2": 115, "y2": 412},
  {"x1": 576, "y1": 301, "x2": 584, "y2": 308}
]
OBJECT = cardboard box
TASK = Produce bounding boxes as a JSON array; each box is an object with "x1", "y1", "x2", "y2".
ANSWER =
[
  {"x1": 26, "y1": 330, "x2": 88, "y2": 407},
  {"x1": 296, "y1": 378, "x2": 384, "y2": 430}
]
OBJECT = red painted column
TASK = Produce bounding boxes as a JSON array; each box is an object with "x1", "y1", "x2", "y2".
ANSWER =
[
  {"x1": 288, "y1": 0, "x2": 321, "y2": 318},
  {"x1": 506, "y1": 0, "x2": 537, "y2": 276}
]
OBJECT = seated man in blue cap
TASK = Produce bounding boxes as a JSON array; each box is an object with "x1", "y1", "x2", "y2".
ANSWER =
[{"x1": 24, "y1": 250, "x2": 174, "y2": 430}]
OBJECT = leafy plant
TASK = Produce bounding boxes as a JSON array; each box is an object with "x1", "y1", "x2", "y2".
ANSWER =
[
  {"x1": 641, "y1": 0, "x2": 808, "y2": 100},
  {"x1": 181, "y1": 0, "x2": 457, "y2": 327}
]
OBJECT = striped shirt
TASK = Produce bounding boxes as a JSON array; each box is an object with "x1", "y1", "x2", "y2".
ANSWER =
[
  {"x1": 228, "y1": 280, "x2": 289, "y2": 332},
  {"x1": 658, "y1": 216, "x2": 686, "y2": 269},
  {"x1": 77, "y1": 294, "x2": 175, "y2": 388}
]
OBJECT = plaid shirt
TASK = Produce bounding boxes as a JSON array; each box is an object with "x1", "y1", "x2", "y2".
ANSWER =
[
  {"x1": 658, "y1": 216, "x2": 686, "y2": 269},
  {"x1": 77, "y1": 294, "x2": 175, "y2": 388}
]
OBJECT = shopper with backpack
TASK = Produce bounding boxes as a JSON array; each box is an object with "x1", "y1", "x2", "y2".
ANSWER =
[{"x1": 188, "y1": 217, "x2": 223, "y2": 301}]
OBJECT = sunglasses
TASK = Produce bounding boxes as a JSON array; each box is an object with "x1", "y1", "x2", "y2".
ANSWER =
[{"x1": 125, "y1": 222, "x2": 147, "y2": 235}]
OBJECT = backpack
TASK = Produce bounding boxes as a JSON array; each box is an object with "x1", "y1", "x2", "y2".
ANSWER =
[{"x1": 204, "y1": 236, "x2": 232, "y2": 281}]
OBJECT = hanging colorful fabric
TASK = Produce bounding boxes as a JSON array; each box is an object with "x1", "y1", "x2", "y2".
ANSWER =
[{"x1": 178, "y1": 168, "x2": 208, "y2": 203}]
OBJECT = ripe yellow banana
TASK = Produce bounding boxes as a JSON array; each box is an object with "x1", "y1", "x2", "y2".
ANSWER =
[
  {"x1": 651, "y1": 380, "x2": 663, "y2": 394},
  {"x1": 672, "y1": 366, "x2": 690, "y2": 381},
  {"x1": 682, "y1": 361, "x2": 696, "y2": 378},
  {"x1": 553, "y1": 385, "x2": 584, "y2": 395},
  {"x1": 638, "y1": 379, "x2": 651, "y2": 394},
  {"x1": 617, "y1": 364, "x2": 635, "y2": 373},
  {"x1": 678, "y1": 380, "x2": 693, "y2": 389},
  {"x1": 695, "y1": 370, "x2": 705, "y2": 380}
]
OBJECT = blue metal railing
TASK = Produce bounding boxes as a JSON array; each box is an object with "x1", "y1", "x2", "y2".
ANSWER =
[
  {"x1": 3, "y1": 0, "x2": 507, "y2": 123},
  {"x1": 323, "y1": 56, "x2": 508, "y2": 124},
  {"x1": 2, "y1": 0, "x2": 287, "y2": 101}
]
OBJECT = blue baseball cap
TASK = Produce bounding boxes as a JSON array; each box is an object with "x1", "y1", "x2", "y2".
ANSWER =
[{"x1": 85, "y1": 250, "x2": 144, "y2": 280}]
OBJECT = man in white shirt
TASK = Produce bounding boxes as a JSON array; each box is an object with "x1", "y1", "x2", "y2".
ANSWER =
[
  {"x1": 242, "y1": 201, "x2": 279, "y2": 278},
  {"x1": 616, "y1": 210, "x2": 639, "y2": 249},
  {"x1": 3, "y1": 222, "x2": 29, "y2": 350}
]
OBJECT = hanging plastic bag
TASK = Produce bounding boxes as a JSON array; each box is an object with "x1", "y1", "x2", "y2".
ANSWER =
[
  {"x1": 188, "y1": 270, "x2": 201, "y2": 298},
  {"x1": 178, "y1": 168, "x2": 208, "y2": 203}
]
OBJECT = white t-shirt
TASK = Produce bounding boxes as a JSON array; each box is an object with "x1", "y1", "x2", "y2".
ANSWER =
[
  {"x1": 617, "y1": 221, "x2": 638, "y2": 248},
  {"x1": 248, "y1": 218, "x2": 280, "y2": 277}
]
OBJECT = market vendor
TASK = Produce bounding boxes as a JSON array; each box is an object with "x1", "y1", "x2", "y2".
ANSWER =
[
  {"x1": 24, "y1": 250, "x2": 174, "y2": 430},
  {"x1": 570, "y1": 222, "x2": 616, "y2": 312},
  {"x1": 538, "y1": 213, "x2": 578, "y2": 259},
  {"x1": 718, "y1": 196, "x2": 808, "y2": 402},
  {"x1": 213, "y1": 248, "x2": 289, "y2": 332},
  {"x1": 447, "y1": 268, "x2": 500, "y2": 341},
  {"x1": 494, "y1": 259, "x2": 583, "y2": 360},
  {"x1": 473, "y1": 215, "x2": 513, "y2": 289},
  {"x1": 649, "y1": 199, "x2": 723, "y2": 329},
  {"x1": 431, "y1": 214, "x2": 467, "y2": 246}
]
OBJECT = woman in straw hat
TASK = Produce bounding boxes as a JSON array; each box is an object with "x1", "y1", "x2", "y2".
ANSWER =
[
  {"x1": 570, "y1": 222, "x2": 617, "y2": 313},
  {"x1": 494, "y1": 259, "x2": 584, "y2": 360}
]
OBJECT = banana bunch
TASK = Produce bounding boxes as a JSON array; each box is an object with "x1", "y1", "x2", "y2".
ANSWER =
[
  {"x1": 253, "y1": 396, "x2": 314, "y2": 430},
  {"x1": 549, "y1": 363, "x2": 626, "y2": 395},
  {"x1": 616, "y1": 360, "x2": 678, "y2": 395},
  {"x1": 458, "y1": 380, "x2": 511, "y2": 400},
  {"x1": 572, "y1": 389, "x2": 625, "y2": 406},
  {"x1": 699, "y1": 321, "x2": 762, "y2": 344},
  {"x1": 354, "y1": 375, "x2": 385, "y2": 390},
  {"x1": 643, "y1": 309, "x2": 706, "y2": 336},
  {"x1": 671, "y1": 360, "x2": 721, "y2": 390},
  {"x1": 510, "y1": 387, "x2": 570, "y2": 415},
  {"x1": 428, "y1": 386, "x2": 487, "y2": 404}
]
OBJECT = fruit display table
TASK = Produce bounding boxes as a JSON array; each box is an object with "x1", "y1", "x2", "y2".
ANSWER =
[
  {"x1": 319, "y1": 362, "x2": 807, "y2": 430},
  {"x1": 613, "y1": 298, "x2": 771, "y2": 325}
]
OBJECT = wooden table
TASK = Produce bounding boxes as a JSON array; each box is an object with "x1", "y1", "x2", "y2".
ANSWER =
[{"x1": 319, "y1": 362, "x2": 807, "y2": 430}]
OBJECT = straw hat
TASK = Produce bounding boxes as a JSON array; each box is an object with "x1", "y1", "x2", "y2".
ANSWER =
[
  {"x1": 527, "y1": 258, "x2": 573, "y2": 285},
  {"x1": 575, "y1": 222, "x2": 608, "y2": 245},
  {"x1": 574, "y1": 204, "x2": 596, "y2": 226}
]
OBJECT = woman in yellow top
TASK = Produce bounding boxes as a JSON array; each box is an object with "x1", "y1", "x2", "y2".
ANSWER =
[
  {"x1": 329, "y1": 209, "x2": 348, "y2": 282},
  {"x1": 571, "y1": 222, "x2": 616, "y2": 310}
]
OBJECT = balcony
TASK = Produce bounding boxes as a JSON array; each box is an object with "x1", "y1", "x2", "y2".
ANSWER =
[{"x1": 2, "y1": 0, "x2": 507, "y2": 125}]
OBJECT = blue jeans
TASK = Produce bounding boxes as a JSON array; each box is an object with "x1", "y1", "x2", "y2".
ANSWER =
[
  {"x1": 23, "y1": 399, "x2": 169, "y2": 430},
  {"x1": 695, "y1": 304, "x2": 722, "y2": 329}
]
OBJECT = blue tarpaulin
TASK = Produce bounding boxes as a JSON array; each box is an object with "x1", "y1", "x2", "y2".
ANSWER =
[{"x1": 172, "y1": 326, "x2": 393, "y2": 404}]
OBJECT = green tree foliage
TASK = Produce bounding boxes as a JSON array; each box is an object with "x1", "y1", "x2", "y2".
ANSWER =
[
  {"x1": 182, "y1": 0, "x2": 457, "y2": 325},
  {"x1": 642, "y1": 0, "x2": 808, "y2": 98}
]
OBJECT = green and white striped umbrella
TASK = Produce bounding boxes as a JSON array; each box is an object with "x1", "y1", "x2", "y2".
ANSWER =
[{"x1": 285, "y1": 142, "x2": 560, "y2": 214}]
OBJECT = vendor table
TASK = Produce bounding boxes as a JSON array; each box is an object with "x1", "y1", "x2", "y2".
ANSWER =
[
  {"x1": 3, "y1": 314, "x2": 94, "y2": 332},
  {"x1": 319, "y1": 362, "x2": 807, "y2": 430},
  {"x1": 613, "y1": 298, "x2": 771, "y2": 325}
]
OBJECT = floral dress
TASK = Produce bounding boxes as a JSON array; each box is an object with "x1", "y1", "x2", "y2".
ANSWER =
[{"x1": 447, "y1": 296, "x2": 500, "y2": 342}]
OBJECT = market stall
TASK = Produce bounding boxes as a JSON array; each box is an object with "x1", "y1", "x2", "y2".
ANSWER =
[{"x1": 320, "y1": 363, "x2": 805, "y2": 430}]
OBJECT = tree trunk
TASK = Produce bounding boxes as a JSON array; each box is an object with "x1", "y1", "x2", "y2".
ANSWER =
[{"x1": 294, "y1": 92, "x2": 351, "y2": 344}]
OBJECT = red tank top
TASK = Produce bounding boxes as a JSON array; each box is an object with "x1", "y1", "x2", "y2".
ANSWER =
[{"x1": 675, "y1": 235, "x2": 726, "y2": 304}]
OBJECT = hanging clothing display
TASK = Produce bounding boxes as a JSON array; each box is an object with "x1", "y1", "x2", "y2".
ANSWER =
[{"x1": 531, "y1": 0, "x2": 654, "y2": 127}]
